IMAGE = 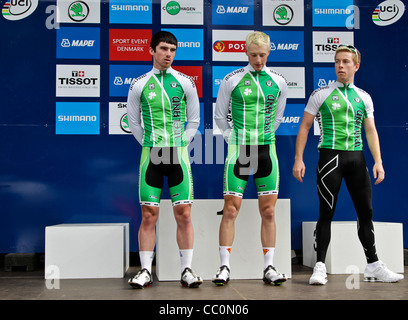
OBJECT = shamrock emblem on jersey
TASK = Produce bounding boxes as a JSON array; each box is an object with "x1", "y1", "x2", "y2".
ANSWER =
[
  {"x1": 148, "y1": 92, "x2": 156, "y2": 100},
  {"x1": 331, "y1": 102, "x2": 341, "y2": 110},
  {"x1": 244, "y1": 88, "x2": 252, "y2": 96}
]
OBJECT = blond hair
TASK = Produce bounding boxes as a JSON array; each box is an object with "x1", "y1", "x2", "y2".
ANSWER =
[
  {"x1": 246, "y1": 31, "x2": 271, "y2": 51},
  {"x1": 335, "y1": 45, "x2": 361, "y2": 65}
]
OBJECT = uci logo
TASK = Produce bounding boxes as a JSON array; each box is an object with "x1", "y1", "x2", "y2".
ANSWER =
[
  {"x1": 372, "y1": 0, "x2": 405, "y2": 26},
  {"x1": 2, "y1": 0, "x2": 38, "y2": 21}
]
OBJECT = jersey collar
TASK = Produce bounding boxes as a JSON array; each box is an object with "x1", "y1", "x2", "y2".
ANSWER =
[
  {"x1": 152, "y1": 67, "x2": 173, "y2": 75},
  {"x1": 247, "y1": 64, "x2": 268, "y2": 74},
  {"x1": 335, "y1": 81, "x2": 355, "y2": 89}
]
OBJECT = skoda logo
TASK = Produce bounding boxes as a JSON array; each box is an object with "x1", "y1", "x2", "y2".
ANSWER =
[{"x1": 68, "y1": 1, "x2": 89, "y2": 22}]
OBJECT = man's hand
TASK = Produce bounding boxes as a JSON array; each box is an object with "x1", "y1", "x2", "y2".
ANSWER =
[
  {"x1": 373, "y1": 162, "x2": 385, "y2": 185},
  {"x1": 293, "y1": 159, "x2": 306, "y2": 183}
]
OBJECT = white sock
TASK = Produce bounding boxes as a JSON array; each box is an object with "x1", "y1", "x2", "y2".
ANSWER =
[
  {"x1": 219, "y1": 246, "x2": 232, "y2": 269},
  {"x1": 263, "y1": 247, "x2": 275, "y2": 270},
  {"x1": 139, "y1": 251, "x2": 154, "y2": 274},
  {"x1": 179, "y1": 249, "x2": 193, "y2": 272}
]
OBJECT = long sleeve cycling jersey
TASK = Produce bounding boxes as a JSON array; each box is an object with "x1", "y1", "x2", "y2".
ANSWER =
[
  {"x1": 214, "y1": 64, "x2": 287, "y2": 145},
  {"x1": 305, "y1": 81, "x2": 374, "y2": 151},
  {"x1": 127, "y1": 67, "x2": 200, "y2": 147}
]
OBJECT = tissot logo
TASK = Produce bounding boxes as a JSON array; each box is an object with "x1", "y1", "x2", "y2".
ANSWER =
[
  {"x1": 56, "y1": 64, "x2": 100, "y2": 97},
  {"x1": 312, "y1": 32, "x2": 354, "y2": 63}
]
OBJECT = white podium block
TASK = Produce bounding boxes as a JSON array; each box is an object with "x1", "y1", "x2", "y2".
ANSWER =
[
  {"x1": 302, "y1": 221, "x2": 404, "y2": 274},
  {"x1": 45, "y1": 223, "x2": 129, "y2": 279},
  {"x1": 156, "y1": 199, "x2": 291, "y2": 281}
]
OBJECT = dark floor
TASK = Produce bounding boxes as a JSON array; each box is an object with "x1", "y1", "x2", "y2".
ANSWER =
[{"x1": 1, "y1": 263, "x2": 406, "y2": 301}]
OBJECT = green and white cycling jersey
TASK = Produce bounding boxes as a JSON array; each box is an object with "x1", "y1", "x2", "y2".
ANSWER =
[
  {"x1": 127, "y1": 67, "x2": 200, "y2": 147},
  {"x1": 305, "y1": 81, "x2": 374, "y2": 151},
  {"x1": 214, "y1": 64, "x2": 287, "y2": 145}
]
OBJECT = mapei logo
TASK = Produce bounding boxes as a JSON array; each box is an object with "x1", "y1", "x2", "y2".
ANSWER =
[
  {"x1": 2, "y1": 0, "x2": 38, "y2": 20},
  {"x1": 57, "y1": 27, "x2": 100, "y2": 59},
  {"x1": 61, "y1": 39, "x2": 95, "y2": 47},
  {"x1": 372, "y1": 0, "x2": 405, "y2": 26},
  {"x1": 265, "y1": 31, "x2": 304, "y2": 62},
  {"x1": 275, "y1": 104, "x2": 304, "y2": 136},
  {"x1": 216, "y1": 5, "x2": 249, "y2": 14},
  {"x1": 109, "y1": 64, "x2": 151, "y2": 97},
  {"x1": 212, "y1": 0, "x2": 254, "y2": 25}
]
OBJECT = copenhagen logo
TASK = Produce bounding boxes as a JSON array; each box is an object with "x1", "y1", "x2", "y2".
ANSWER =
[
  {"x1": 68, "y1": 1, "x2": 89, "y2": 22},
  {"x1": 165, "y1": 1, "x2": 180, "y2": 15},
  {"x1": 273, "y1": 5, "x2": 293, "y2": 25},
  {"x1": 2, "y1": 0, "x2": 38, "y2": 21},
  {"x1": 372, "y1": 0, "x2": 405, "y2": 26}
]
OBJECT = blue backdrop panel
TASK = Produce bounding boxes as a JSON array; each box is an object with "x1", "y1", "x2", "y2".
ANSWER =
[{"x1": 0, "y1": 0, "x2": 407, "y2": 253}]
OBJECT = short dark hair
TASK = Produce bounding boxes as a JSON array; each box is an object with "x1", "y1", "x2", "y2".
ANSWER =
[{"x1": 150, "y1": 31, "x2": 178, "y2": 52}]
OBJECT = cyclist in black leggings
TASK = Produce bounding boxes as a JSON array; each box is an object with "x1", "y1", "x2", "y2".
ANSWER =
[{"x1": 293, "y1": 45, "x2": 403, "y2": 284}]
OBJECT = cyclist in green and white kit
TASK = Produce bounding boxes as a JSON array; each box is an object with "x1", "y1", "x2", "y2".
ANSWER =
[
  {"x1": 293, "y1": 45, "x2": 404, "y2": 285},
  {"x1": 127, "y1": 31, "x2": 202, "y2": 289},
  {"x1": 213, "y1": 31, "x2": 288, "y2": 286}
]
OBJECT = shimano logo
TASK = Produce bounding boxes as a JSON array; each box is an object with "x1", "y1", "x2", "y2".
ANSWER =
[
  {"x1": 58, "y1": 115, "x2": 97, "y2": 122},
  {"x1": 314, "y1": 8, "x2": 352, "y2": 15},
  {"x1": 111, "y1": 5, "x2": 149, "y2": 11},
  {"x1": 178, "y1": 41, "x2": 200, "y2": 48}
]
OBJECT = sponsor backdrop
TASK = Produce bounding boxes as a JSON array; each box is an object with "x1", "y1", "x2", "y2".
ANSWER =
[{"x1": 1, "y1": 0, "x2": 407, "y2": 253}]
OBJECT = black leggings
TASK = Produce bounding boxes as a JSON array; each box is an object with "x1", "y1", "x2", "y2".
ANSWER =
[{"x1": 315, "y1": 149, "x2": 378, "y2": 264}]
